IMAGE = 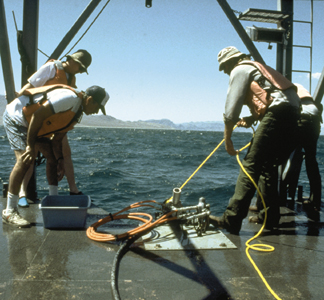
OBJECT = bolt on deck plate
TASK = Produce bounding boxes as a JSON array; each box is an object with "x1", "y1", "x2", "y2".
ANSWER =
[{"x1": 139, "y1": 224, "x2": 236, "y2": 250}]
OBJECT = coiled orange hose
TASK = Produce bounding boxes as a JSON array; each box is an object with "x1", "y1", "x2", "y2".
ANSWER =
[{"x1": 86, "y1": 200, "x2": 177, "y2": 242}]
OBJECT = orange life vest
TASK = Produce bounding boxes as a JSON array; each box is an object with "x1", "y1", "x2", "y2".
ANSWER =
[
  {"x1": 22, "y1": 84, "x2": 83, "y2": 138},
  {"x1": 44, "y1": 60, "x2": 77, "y2": 88},
  {"x1": 238, "y1": 61, "x2": 295, "y2": 120}
]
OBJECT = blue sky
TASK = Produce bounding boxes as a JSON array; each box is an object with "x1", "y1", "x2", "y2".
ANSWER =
[{"x1": 0, "y1": 0, "x2": 323, "y2": 123}]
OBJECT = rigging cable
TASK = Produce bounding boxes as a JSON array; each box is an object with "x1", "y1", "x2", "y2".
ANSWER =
[
  {"x1": 60, "y1": 0, "x2": 111, "y2": 60},
  {"x1": 12, "y1": 11, "x2": 49, "y2": 59}
]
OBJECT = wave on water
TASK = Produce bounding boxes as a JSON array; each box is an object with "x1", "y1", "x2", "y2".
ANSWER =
[{"x1": 0, "y1": 126, "x2": 323, "y2": 215}]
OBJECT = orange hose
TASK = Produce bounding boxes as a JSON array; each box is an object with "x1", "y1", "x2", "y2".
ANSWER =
[{"x1": 86, "y1": 200, "x2": 177, "y2": 242}]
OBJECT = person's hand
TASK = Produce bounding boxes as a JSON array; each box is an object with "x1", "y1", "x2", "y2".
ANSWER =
[
  {"x1": 225, "y1": 138, "x2": 238, "y2": 156},
  {"x1": 21, "y1": 146, "x2": 35, "y2": 165},
  {"x1": 236, "y1": 116, "x2": 254, "y2": 128},
  {"x1": 57, "y1": 158, "x2": 65, "y2": 181}
]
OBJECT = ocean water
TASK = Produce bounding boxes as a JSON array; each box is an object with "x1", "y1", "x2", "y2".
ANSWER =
[{"x1": 1, "y1": 126, "x2": 323, "y2": 215}]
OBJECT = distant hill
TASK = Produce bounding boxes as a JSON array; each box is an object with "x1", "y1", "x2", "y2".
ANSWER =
[
  {"x1": 143, "y1": 119, "x2": 227, "y2": 131},
  {"x1": 78, "y1": 115, "x2": 176, "y2": 130},
  {"x1": 77, "y1": 115, "x2": 229, "y2": 131},
  {"x1": 0, "y1": 94, "x2": 227, "y2": 131},
  {"x1": 7, "y1": 95, "x2": 324, "y2": 134}
]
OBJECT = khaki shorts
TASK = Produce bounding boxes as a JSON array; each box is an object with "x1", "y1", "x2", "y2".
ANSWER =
[{"x1": 3, "y1": 109, "x2": 27, "y2": 151}]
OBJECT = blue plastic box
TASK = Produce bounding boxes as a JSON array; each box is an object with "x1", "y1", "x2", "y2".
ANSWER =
[{"x1": 40, "y1": 195, "x2": 91, "y2": 229}]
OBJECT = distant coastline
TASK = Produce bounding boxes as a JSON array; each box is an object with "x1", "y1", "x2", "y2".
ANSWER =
[
  {"x1": 75, "y1": 114, "x2": 232, "y2": 132},
  {"x1": 6, "y1": 95, "x2": 322, "y2": 134},
  {"x1": 0, "y1": 95, "x2": 229, "y2": 132}
]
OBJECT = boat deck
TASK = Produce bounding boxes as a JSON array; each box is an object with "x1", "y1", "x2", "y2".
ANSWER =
[{"x1": 0, "y1": 196, "x2": 323, "y2": 300}]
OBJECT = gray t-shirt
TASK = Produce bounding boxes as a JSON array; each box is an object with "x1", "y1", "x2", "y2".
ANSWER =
[{"x1": 224, "y1": 63, "x2": 300, "y2": 123}]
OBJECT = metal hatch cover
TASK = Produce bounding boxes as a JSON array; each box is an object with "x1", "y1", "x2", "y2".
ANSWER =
[
  {"x1": 139, "y1": 224, "x2": 236, "y2": 251},
  {"x1": 238, "y1": 8, "x2": 290, "y2": 24}
]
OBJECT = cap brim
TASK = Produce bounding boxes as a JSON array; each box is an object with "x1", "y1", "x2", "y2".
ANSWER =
[
  {"x1": 100, "y1": 106, "x2": 106, "y2": 115},
  {"x1": 72, "y1": 57, "x2": 88, "y2": 74}
]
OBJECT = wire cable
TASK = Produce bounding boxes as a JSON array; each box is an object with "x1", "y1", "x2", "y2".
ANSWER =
[{"x1": 60, "y1": 0, "x2": 111, "y2": 60}]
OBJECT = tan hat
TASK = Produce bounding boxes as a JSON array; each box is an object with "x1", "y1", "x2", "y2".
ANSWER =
[
  {"x1": 66, "y1": 49, "x2": 92, "y2": 74},
  {"x1": 218, "y1": 46, "x2": 246, "y2": 71},
  {"x1": 85, "y1": 86, "x2": 110, "y2": 115}
]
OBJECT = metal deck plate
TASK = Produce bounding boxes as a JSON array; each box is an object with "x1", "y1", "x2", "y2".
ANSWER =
[{"x1": 140, "y1": 224, "x2": 237, "y2": 250}]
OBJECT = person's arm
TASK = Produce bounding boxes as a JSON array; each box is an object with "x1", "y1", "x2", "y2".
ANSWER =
[
  {"x1": 236, "y1": 115, "x2": 256, "y2": 128},
  {"x1": 17, "y1": 62, "x2": 56, "y2": 97},
  {"x1": 16, "y1": 82, "x2": 34, "y2": 98},
  {"x1": 21, "y1": 102, "x2": 54, "y2": 164},
  {"x1": 224, "y1": 120, "x2": 238, "y2": 156},
  {"x1": 223, "y1": 65, "x2": 255, "y2": 156}
]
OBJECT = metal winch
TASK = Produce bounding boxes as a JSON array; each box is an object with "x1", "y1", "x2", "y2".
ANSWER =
[{"x1": 162, "y1": 188, "x2": 210, "y2": 236}]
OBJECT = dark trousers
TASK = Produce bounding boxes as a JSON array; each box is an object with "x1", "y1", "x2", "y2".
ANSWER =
[
  {"x1": 298, "y1": 115, "x2": 321, "y2": 208},
  {"x1": 222, "y1": 104, "x2": 299, "y2": 233}
]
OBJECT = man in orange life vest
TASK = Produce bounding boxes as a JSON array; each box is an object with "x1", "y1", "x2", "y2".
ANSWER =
[
  {"x1": 2, "y1": 84, "x2": 109, "y2": 227},
  {"x1": 209, "y1": 46, "x2": 301, "y2": 234},
  {"x1": 15, "y1": 50, "x2": 92, "y2": 207}
]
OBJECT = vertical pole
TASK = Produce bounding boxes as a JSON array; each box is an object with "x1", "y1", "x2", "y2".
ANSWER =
[
  {"x1": 277, "y1": 0, "x2": 294, "y2": 206},
  {"x1": 310, "y1": 0, "x2": 313, "y2": 92},
  {"x1": 0, "y1": 0, "x2": 16, "y2": 103},
  {"x1": 21, "y1": 0, "x2": 39, "y2": 85},
  {"x1": 276, "y1": 0, "x2": 284, "y2": 76},
  {"x1": 276, "y1": 0, "x2": 293, "y2": 79},
  {"x1": 216, "y1": 0, "x2": 265, "y2": 64},
  {"x1": 21, "y1": 0, "x2": 39, "y2": 201}
]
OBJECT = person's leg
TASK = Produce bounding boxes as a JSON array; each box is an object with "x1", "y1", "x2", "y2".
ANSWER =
[
  {"x1": 219, "y1": 106, "x2": 299, "y2": 233},
  {"x1": 301, "y1": 118, "x2": 321, "y2": 210},
  {"x1": 18, "y1": 160, "x2": 36, "y2": 207},
  {"x1": 221, "y1": 143, "x2": 262, "y2": 233},
  {"x1": 3, "y1": 150, "x2": 32, "y2": 227},
  {"x1": 2, "y1": 110, "x2": 31, "y2": 226},
  {"x1": 8, "y1": 151, "x2": 31, "y2": 199},
  {"x1": 256, "y1": 166, "x2": 280, "y2": 228},
  {"x1": 37, "y1": 141, "x2": 59, "y2": 195},
  {"x1": 61, "y1": 135, "x2": 81, "y2": 194}
]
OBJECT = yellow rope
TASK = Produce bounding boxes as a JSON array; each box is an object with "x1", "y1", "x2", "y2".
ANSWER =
[
  {"x1": 165, "y1": 134, "x2": 226, "y2": 203},
  {"x1": 236, "y1": 143, "x2": 281, "y2": 300},
  {"x1": 166, "y1": 125, "x2": 281, "y2": 299}
]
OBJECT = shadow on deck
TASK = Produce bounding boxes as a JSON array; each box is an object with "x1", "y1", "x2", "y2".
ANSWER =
[{"x1": 0, "y1": 196, "x2": 323, "y2": 300}]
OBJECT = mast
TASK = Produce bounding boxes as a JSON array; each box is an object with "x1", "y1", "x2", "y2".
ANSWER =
[{"x1": 0, "y1": 0, "x2": 16, "y2": 102}]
